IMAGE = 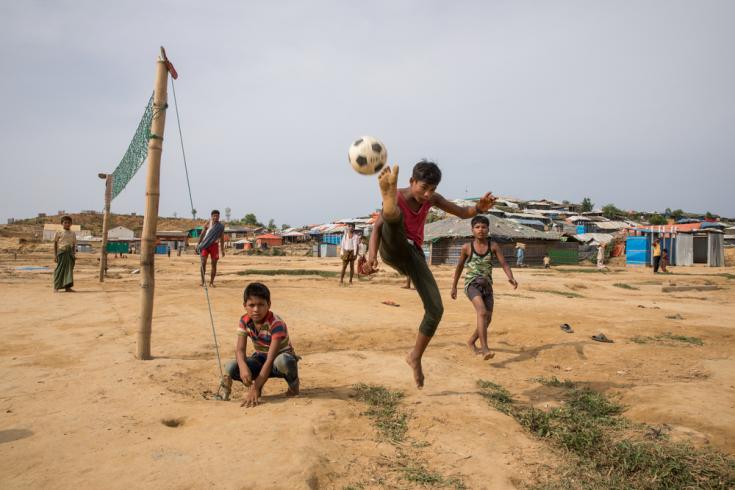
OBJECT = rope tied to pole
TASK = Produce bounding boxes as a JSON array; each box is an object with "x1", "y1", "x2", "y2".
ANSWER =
[{"x1": 169, "y1": 76, "x2": 226, "y2": 400}]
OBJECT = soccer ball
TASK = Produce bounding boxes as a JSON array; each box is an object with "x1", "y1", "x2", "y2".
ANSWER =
[{"x1": 348, "y1": 136, "x2": 387, "y2": 175}]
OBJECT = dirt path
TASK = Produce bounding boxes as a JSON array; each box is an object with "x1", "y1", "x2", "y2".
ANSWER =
[{"x1": 1, "y1": 253, "x2": 733, "y2": 488}]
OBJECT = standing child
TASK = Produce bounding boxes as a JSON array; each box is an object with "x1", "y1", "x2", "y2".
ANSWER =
[
  {"x1": 196, "y1": 209, "x2": 225, "y2": 287},
  {"x1": 366, "y1": 161, "x2": 496, "y2": 388},
  {"x1": 339, "y1": 223, "x2": 360, "y2": 285},
  {"x1": 221, "y1": 282, "x2": 300, "y2": 406},
  {"x1": 543, "y1": 254, "x2": 551, "y2": 269},
  {"x1": 451, "y1": 216, "x2": 517, "y2": 360},
  {"x1": 53, "y1": 216, "x2": 76, "y2": 292}
]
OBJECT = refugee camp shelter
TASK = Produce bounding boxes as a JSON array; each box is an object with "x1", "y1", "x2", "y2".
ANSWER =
[
  {"x1": 108, "y1": 226, "x2": 135, "y2": 240},
  {"x1": 255, "y1": 233, "x2": 283, "y2": 248},
  {"x1": 156, "y1": 231, "x2": 189, "y2": 253},
  {"x1": 424, "y1": 215, "x2": 575, "y2": 266},
  {"x1": 626, "y1": 224, "x2": 725, "y2": 267}
]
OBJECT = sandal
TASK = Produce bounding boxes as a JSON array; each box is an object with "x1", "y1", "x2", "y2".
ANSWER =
[
  {"x1": 591, "y1": 333, "x2": 614, "y2": 343},
  {"x1": 560, "y1": 323, "x2": 574, "y2": 333}
]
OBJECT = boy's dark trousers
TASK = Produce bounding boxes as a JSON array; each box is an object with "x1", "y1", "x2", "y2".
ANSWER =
[
  {"x1": 378, "y1": 213, "x2": 443, "y2": 337},
  {"x1": 225, "y1": 352, "x2": 299, "y2": 389},
  {"x1": 653, "y1": 256, "x2": 661, "y2": 273}
]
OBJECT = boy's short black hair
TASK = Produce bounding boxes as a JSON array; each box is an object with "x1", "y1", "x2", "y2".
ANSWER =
[
  {"x1": 244, "y1": 282, "x2": 270, "y2": 303},
  {"x1": 211, "y1": 209, "x2": 220, "y2": 216},
  {"x1": 61, "y1": 215, "x2": 72, "y2": 224},
  {"x1": 411, "y1": 160, "x2": 442, "y2": 186},
  {"x1": 471, "y1": 215, "x2": 489, "y2": 227}
]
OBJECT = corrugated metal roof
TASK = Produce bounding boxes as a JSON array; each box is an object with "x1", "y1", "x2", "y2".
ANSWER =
[
  {"x1": 573, "y1": 233, "x2": 615, "y2": 244},
  {"x1": 424, "y1": 215, "x2": 562, "y2": 241}
]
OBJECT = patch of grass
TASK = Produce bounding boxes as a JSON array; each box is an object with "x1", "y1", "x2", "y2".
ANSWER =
[
  {"x1": 555, "y1": 267, "x2": 615, "y2": 274},
  {"x1": 530, "y1": 288, "x2": 584, "y2": 298},
  {"x1": 659, "y1": 332, "x2": 703, "y2": 345},
  {"x1": 479, "y1": 380, "x2": 735, "y2": 489},
  {"x1": 477, "y1": 380, "x2": 514, "y2": 413},
  {"x1": 393, "y1": 452, "x2": 467, "y2": 489},
  {"x1": 629, "y1": 332, "x2": 703, "y2": 346},
  {"x1": 531, "y1": 376, "x2": 576, "y2": 388},
  {"x1": 353, "y1": 383, "x2": 408, "y2": 443},
  {"x1": 613, "y1": 283, "x2": 639, "y2": 290},
  {"x1": 236, "y1": 268, "x2": 339, "y2": 278}
]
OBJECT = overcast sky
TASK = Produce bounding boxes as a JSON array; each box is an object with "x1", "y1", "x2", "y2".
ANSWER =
[{"x1": 1, "y1": 1, "x2": 733, "y2": 226}]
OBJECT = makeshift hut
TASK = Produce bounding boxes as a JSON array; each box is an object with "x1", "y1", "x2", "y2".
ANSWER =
[
  {"x1": 156, "y1": 231, "x2": 189, "y2": 253},
  {"x1": 255, "y1": 233, "x2": 283, "y2": 249},
  {"x1": 626, "y1": 224, "x2": 725, "y2": 267},
  {"x1": 424, "y1": 215, "x2": 575, "y2": 266}
]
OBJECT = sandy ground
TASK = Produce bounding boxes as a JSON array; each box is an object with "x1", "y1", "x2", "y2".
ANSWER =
[{"x1": 0, "y1": 251, "x2": 733, "y2": 489}]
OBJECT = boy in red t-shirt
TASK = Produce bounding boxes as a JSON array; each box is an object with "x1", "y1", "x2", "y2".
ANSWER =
[{"x1": 366, "y1": 161, "x2": 496, "y2": 388}]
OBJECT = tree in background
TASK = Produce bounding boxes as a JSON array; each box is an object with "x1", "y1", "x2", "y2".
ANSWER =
[
  {"x1": 671, "y1": 209, "x2": 684, "y2": 221},
  {"x1": 267, "y1": 218, "x2": 276, "y2": 231},
  {"x1": 648, "y1": 214, "x2": 667, "y2": 225},
  {"x1": 243, "y1": 213, "x2": 263, "y2": 227},
  {"x1": 281, "y1": 223, "x2": 291, "y2": 230},
  {"x1": 602, "y1": 203, "x2": 624, "y2": 219},
  {"x1": 581, "y1": 197, "x2": 594, "y2": 212}
]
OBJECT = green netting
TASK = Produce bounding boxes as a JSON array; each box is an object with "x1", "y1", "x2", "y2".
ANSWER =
[{"x1": 111, "y1": 94, "x2": 154, "y2": 200}]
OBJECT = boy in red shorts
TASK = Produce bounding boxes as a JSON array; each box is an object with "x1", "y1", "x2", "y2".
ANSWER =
[{"x1": 196, "y1": 209, "x2": 225, "y2": 287}]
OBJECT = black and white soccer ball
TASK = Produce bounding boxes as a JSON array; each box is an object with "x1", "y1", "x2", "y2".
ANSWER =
[{"x1": 348, "y1": 136, "x2": 387, "y2": 175}]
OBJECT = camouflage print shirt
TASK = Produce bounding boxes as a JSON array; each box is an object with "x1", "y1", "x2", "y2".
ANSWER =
[{"x1": 464, "y1": 240, "x2": 493, "y2": 292}]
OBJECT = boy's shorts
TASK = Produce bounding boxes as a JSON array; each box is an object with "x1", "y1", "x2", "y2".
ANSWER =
[
  {"x1": 201, "y1": 242, "x2": 219, "y2": 260},
  {"x1": 466, "y1": 277, "x2": 494, "y2": 313},
  {"x1": 341, "y1": 250, "x2": 356, "y2": 263}
]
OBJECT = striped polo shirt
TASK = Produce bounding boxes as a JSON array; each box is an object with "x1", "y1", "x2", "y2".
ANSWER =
[{"x1": 238, "y1": 311, "x2": 293, "y2": 357}]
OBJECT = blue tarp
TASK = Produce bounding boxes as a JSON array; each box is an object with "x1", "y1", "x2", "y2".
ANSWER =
[
  {"x1": 701, "y1": 222, "x2": 725, "y2": 229},
  {"x1": 626, "y1": 236, "x2": 649, "y2": 265}
]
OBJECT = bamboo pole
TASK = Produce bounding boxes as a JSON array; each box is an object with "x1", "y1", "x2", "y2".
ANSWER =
[
  {"x1": 99, "y1": 173, "x2": 112, "y2": 282},
  {"x1": 137, "y1": 48, "x2": 171, "y2": 360}
]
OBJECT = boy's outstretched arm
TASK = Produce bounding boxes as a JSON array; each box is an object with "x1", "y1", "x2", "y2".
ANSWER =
[
  {"x1": 451, "y1": 244, "x2": 470, "y2": 299},
  {"x1": 220, "y1": 233, "x2": 225, "y2": 258},
  {"x1": 492, "y1": 241, "x2": 518, "y2": 289},
  {"x1": 53, "y1": 234, "x2": 58, "y2": 263},
  {"x1": 432, "y1": 192, "x2": 497, "y2": 219},
  {"x1": 366, "y1": 217, "x2": 383, "y2": 272},
  {"x1": 235, "y1": 334, "x2": 252, "y2": 386},
  {"x1": 242, "y1": 340, "x2": 280, "y2": 408}
]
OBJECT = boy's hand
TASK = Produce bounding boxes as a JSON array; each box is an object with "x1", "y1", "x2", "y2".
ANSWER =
[
  {"x1": 509, "y1": 278, "x2": 518, "y2": 289},
  {"x1": 476, "y1": 192, "x2": 497, "y2": 212},
  {"x1": 451, "y1": 287, "x2": 458, "y2": 300},
  {"x1": 241, "y1": 387, "x2": 261, "y2": 408},
  {"x1": 365, "y1": 253, "x2": 379, "y2": 274}
]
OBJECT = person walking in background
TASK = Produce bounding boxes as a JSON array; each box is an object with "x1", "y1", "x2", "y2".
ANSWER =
[
  {"x1": 652, "y1": 238, "x2": 662, "y2": 273},
  {"x1": 596, "y1": 243, "x2": 606, "y2": 270},
  {"x1": 515, "y1": 242, "x2": 525, "y2": 267}
]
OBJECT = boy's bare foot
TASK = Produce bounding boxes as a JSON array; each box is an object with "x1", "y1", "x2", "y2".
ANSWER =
[
  {"x1": 466, "y1": 341, "x2": 481, "y2": 355},
  {"x1": 65, "y1": 287, "x2": 75, "y2": 293},
  {"x1": 405, "y1": 351, "x2": 424, "y2": 389},
  {"x1": 378, "y1": 165, "x2": 400, "y2": 221},
  {"x1": 480, "y1": 349, "x2": 495, "y2": 360},
  {"x1": 209, "y1": 282, "x2": 216, "y2": 288},
  {"x1": 286, "y1": 379, "x2": 300, "y2": 396}
]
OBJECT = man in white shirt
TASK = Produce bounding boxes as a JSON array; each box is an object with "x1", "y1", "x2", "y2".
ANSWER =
[{"x1": 339, "y1": 223, "x2": 360, "y2": 285}]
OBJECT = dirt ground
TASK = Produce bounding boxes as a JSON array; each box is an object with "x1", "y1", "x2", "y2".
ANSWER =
[{"x1": 0, "y1": 250, "x2": 733, "y2": 489}]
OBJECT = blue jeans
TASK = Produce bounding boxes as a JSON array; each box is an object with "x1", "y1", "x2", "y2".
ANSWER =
[{"x1": 225, "y1": 352, "x2": 299, "y2": 389}]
